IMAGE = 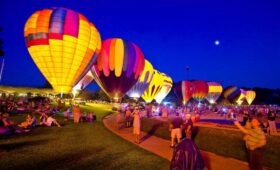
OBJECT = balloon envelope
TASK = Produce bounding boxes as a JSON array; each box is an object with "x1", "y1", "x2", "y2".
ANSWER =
[
  {"x1": 192, "y1": 80, "x2": 209, "y2": 101},
  {"x1": 141, "y1": 70, "x2": 164, "y2": 103},
  {"x1": 126, "y1": 60, "x2": 154, "y2": 98},
  {"x1": 24, "y1": 8, "x2": 101, "y2": 93},
  {"x1": 174, "y1": 81, "x2": 195, "y2": 105},
  {"x1": 246, "y1": 90, "x2": 256, "y2": 105},
  {"x1": 236, "y1": 89, "x2": 247, "y2": 105},
  {"x1": 154, "y1": 73, "x2": 173, "y2": 104},
  {"x1": 73, "y1": 70, "x2": 94, "y2": 91},
  {"x1": 206, "y1": 82, "x2": 223, "y2": 104},
  {"x1": 92, "y1": 38, "x2": 145, "y2": 99},
  {"x1": 223, "y1": 86, "x2": 241, "y2": 103}
]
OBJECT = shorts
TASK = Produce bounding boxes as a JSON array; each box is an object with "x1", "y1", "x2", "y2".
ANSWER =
[
  {"x1": 133, "y1": 127, "x2": 140, "y2": 135},
  {"x1": 171, "y1": 128, "x2": 182, "y2": 139}
]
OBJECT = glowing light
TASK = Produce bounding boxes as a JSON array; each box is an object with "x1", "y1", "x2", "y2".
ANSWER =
[
  {"x1": 215, "y1": 40, "x2": 220, "y2": 45},
  {"x1": 209, "y1": 99, "x2": 215, "y2": 104}
]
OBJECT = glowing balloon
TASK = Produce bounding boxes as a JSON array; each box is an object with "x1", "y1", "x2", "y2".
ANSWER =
[
  {"x1": 92, "y1": 38, "x2": 145, "y2": 100},
  {"x1": 154, "y1": 73, "x2": 173, "y2": 103},
  {"x1": 246, "y1": 90, "x2": 256, "y2": 105},
  {"x1": 141, "y1": 70, "x2": 164, "y2": 103},
  {"x1": 73, "y1": 70, "x2": 94, "y2": 91},
  {"x1": 24, "y1": 8, "x2": 101, "y2": 93},
  {"x1": 223, "y1": 86, "x2": 241, "y2": 103},
  {"x1": 236, "y1": 89, "x2": 247, "y2": 105},
  {"x1": 206, "y1": 82, "x2": 223, "y2": 104},
  {"x1": 192, "y1": 80, "x2": 209, "y2": 101},
  {"x1": 174, "y1": 80, "x2": 195, "y2": 105},
  {"x1": 126, "y1": 60, "x2": 154, "y2": 98}
]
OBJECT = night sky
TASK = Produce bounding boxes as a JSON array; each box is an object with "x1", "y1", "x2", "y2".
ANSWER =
[{"x1": 0, "y1": 0, "x2": 280, "y2": 90}]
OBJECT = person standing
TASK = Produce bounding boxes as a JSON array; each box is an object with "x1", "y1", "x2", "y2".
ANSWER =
[
  {"x1": 125, "y1": 107, "x2": 132, "y2": 127},
  {"x1": 243, "y1": 109, "x2": 250, "y2": 126},
  {"x1": 132, "y1": 107, "x2": 141, "y2": 144},
  {"x1": 73, "y1": 105, "x2": 81, "y2": 123},
  {"x1": 116, "y1": 109, "x2": 123, "y2": 130},
  {"x1": 169, "y1": 114, "x2": 184, "y2": 147},
  {"x1": 184, "y1": 114, "x2": 193, "y2": 139},
  {"x1": 267, "y1": 109, "x2": 277, "y2": 134},
  {"x1": 234, "y1": 118, "x2": 266, "y2": 170}
]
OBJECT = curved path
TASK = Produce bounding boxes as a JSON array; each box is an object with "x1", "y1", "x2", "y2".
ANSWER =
[{"x1": 103, "y1": 113, "x2": 250, "y2": 170}]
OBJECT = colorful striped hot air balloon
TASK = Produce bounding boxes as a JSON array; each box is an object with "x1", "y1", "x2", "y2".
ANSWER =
[
  {"x1": 141, "y1": 70, "x2": 164, "y2": 103},
  {"x1": 206, "y1": 82, "x2": 223, "y2": 104},
  {"x1": 223, "y1": 86, "x2": 241, "y2": 104},
  {"x1": 126, "y1": 60, "x2": 154, "y2": 98},
  {"x1": 245, "y1": 90, "x2": 256, "y2": 105},
  {"x1": 92, "y1": 38, "x2": 145, "y2": 100},
  {"x1": 24, "y1": 8, "x2": 101, "y2": 94},
  {"x1": 154, "y1": 73, "x2": 173, "y2": 104},
  {"x1": 174, "y1": 80, "x2": 195, "y2": 105},
  {"x1": 192, "y1": 80, "x2": 209, "y2": 102},
  {"x1": 236, "y1": 89, "x2": 247, "y2": 105}
]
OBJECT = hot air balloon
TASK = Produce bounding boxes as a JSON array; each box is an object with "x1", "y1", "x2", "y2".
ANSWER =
[
  {"x1": 141, "y1": 70, "x2": 164, "y2": 103},
  {"x1": 223, "y1": 86, "x2": 241, "y2": 104},
  {"x1": 126, "y1": 60, "x2": 154, "y2": 98},
  {"x1": 245, "y1": 90, "x2": 256, "y2": 105},
  {"x1": 174, "y1": 81, "x2": 195, "y2": 105},
  {"x1": 73, "y1": 70, "x2": 95, "y2": 91},
  {"x1": 24, "y1": 8, "x2": 101, "y2": 94},
  {"x1": 154, "y1": 73, "x2": 173, "y2": 103},
  {"x1": 92, "y1": 38, "x2": 145, "y2": 100},
  {"x1": 192, "y1": 80, "x2": 209, "y2": 102},
  {"x1": 206, "y1": 82, "x2": 223, "y2": 104},
  {"x1": 236, "y1": 89, "x2": 247, "y2": 105}
]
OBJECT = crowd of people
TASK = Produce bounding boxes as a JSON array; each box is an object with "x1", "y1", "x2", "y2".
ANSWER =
[
  {"x1": 0, "y1": 96, "x2": 97, "y2": 136},
  {"x1": 116, "y1": 102, "x2": 279, "y2": 170}
]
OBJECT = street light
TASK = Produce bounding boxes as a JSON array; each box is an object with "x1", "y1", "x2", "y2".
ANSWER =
[{"x1": 186, "y1": 66, "x2": 190, "y2": 80}]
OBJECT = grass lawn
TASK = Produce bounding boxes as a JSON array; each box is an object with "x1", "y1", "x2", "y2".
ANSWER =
[
  {"x1": 0, "y1": 104, "x2": 169, "y2": 170},
  {"x1": 141, "y1": 117, "x2": 280, "y2": 170}
]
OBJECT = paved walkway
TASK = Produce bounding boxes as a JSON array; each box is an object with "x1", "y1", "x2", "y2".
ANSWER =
[{"x1": 103, "y1": 113, "x2": 250, "y2": 170}]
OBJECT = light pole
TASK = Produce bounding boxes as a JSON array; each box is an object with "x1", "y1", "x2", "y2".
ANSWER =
[{"x1": 186, "y1": 66, "x2": 190, "y2": 80}]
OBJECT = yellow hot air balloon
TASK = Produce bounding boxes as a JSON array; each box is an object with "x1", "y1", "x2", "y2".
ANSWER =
[
  {"x1": 24, "y1": 8, "x2": 101, "y2": 94},
  {"x1": 126, "y1": 60, "x2": 154, "y2": 98},
  {"x1": 246, "y1": 90, "x2": 256, "y2": 105},
  {"x1": 236, "y1": 89, "x2": 247, "y2": 105},
  {"x1": 154, "y1": 73, "x2": 173, "y2": 103},
  {"x1": 141, "y1": 70, "x2": 164, "y2": 103}
]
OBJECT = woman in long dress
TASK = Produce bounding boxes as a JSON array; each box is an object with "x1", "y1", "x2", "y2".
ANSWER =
[{"x1": 133, "y1": 107, "x2": 141, "y2": 144}]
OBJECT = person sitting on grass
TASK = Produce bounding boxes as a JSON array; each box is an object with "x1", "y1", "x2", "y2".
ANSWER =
[
  {"x1": 18, "y1": 114, "x2": 33, "y2": 129},
  {"x1": 234, "y1": 118, "x2": 266, "y2": 170},
  {"x1": 86, "y1": 112, "x2": 95, "y2": 122},
  {"x1": 40, "y1": 112, "x2": 61, "y2": 127},
  {"x1": 2, "y1": 113, "x2": 30, "y2": 133}
]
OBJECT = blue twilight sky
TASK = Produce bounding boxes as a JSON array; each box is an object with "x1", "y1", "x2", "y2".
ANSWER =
[{"x1": 0, "y1": 0, "x2": 280, "y2": 90}]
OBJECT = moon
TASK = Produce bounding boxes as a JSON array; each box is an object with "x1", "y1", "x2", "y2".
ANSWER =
[{"x1": 215, "y1": 40, "x2": 220, "y2": 46}]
